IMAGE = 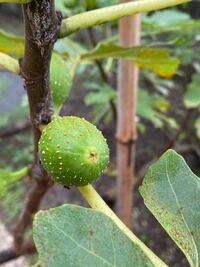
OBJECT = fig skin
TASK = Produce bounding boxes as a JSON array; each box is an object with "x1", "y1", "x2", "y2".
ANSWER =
[{"x1": 39, "y1": 116, "x2": 109, "y2": 186}]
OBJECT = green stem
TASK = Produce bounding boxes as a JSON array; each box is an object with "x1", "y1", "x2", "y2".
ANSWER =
[
  {"x1": 60, "y1": 0, "x2": 191, "y2": 37},
  {"x1": 78, "y1": 184, "x2": 168, "y2": 267},
  {"x1": 0, "y1": 0, "x2": 31, "y2": 2},
  {"x1": 0, "y1": 52, "x2": 20, "y2": 74}
]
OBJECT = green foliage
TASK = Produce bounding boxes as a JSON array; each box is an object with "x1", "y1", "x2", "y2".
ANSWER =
[
  {"x1": 140, "y1": 149, "x2": 200, "y2": 267},
  {"x1": 0, "y1": 182, "x2": 25, "y2": 224},
  {"x1": 81, "y1": 43, "x2": 180, "y2": 78},
  {"x1": 184, "y1": 73, "x2": 200, "y2": 108},
  {"x1": 0, "y1": 167, "x2": 28, "y2": 197},
  {"x1": 142, "y1": 9, "x2": 190, "y2": 26},
  {"x1": 138, "y1": 89, "x2": 172, "y2": 129},
  {"x1": 33, "y1": 204, "x2": 165, "y2": 267},
  {"x1": 84, "y1": 82, "x2": 176, "y2": 129},
  {"x1": 0, "y1": 30, "x2": 24, "y2": 58},
  {"x1": 84, "y1": 83, "x2": 116, "y2": 124}
]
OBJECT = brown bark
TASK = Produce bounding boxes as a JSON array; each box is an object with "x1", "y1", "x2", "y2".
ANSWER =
[
  {"x1": 12, "y1": 0, "x2": 61, "y2": 253},
  {"x1": 116, "y1": 0, "x2": 140, "y2": 227}
]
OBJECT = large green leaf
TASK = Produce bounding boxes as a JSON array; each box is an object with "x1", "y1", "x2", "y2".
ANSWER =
[
  {"x1": 80, "y1": 43, "x2": 179, "y2": 78},
  {"x1": 140, "y1": 149, "x2": 200, "y2": 267},
  {"x1": 184, "y1": 73, "x2": 200, "y2": 108},
  {"x1": 0, "y1": 167, "x2": 28, "y2": 197},
  {"x1": 50, "y1": 53, "x2": 72, "y2": 113},
  {"x1": 0, "y1": 30, "x2": 24, "y2": 58},
  {"x1": 33, "y1": 204, "x2": 166, "y2": 267}
]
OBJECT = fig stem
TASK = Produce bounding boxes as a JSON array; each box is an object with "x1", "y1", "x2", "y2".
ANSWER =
[{"x1": 78, "y1": 184, "x2": 167, "y2": 267}]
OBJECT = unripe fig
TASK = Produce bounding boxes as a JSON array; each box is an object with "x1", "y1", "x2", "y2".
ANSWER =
[{"x1": 39, "y1": 116, "x2": 109, "y2": 186}]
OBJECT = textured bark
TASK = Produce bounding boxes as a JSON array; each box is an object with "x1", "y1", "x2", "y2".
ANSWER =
[
  {"x1": 21, "y1": 0, "x2": 61, "y2": 163},
  {"x1": 116, "y1": 0, "x2": 140, "y2": 227},
  {"x1": 13, "y1": 0, "x2": 61, "y2": 253}
]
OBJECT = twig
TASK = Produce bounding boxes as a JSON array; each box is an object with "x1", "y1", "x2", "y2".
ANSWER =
[
  {"x1": 0, "y1": 239, "x2": 35, "y2": 265},
  {"x1": 0, "y1": 120, "x2": 30, "y2": 139},
  {"x1": 13, "y1": 174, "x2": 53, "y2": 252}
]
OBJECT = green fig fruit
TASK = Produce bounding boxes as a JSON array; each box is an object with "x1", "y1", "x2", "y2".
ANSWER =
[{"x1": 39, "y1": 116, "x2": 109, "y2": 186}]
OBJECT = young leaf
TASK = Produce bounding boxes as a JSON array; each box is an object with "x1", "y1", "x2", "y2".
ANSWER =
[
  {"x1": 184, "y1": 73, "x2": 200, "y2": 108},
  {"x1": 140, "y1": 149, "x2": 200, "y2": 267},
  {"x1": 80, "y1": 43, "x2": 179, "y2": 78},
  {"x1": 0, "y1": 167, "x2": 28, "y2": 197},
  {"x1": 50, "y1": 53, "x2": 72, "y2": 113},
  {"x1": 33, "y1": 204, "x2": 166, "y2": 267}
]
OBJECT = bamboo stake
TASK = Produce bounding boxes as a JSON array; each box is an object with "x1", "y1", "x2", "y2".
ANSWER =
[{"x1": 116, "y1": 0, "x2": 140, "y2": 227}]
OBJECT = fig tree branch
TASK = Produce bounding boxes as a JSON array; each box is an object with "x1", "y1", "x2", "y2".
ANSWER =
[
  {"x1": 13, "y1": 0, "x2": 61, "y2": 253},
  {"x1": 59, "y1": 0, "x2": 191, "y2": 37},
  {"x1": 0, "y1": 239, "x2": 35, "y2": 265}
]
